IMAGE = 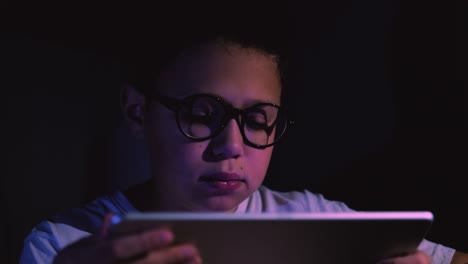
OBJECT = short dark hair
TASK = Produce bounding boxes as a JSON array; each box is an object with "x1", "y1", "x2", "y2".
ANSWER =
[{"x1": 118, "y1": 3, "x2": 293, "y2": 99}]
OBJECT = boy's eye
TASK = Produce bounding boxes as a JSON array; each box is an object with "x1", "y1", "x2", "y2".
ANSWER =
[
  {"x1": 247, "y1": 112, "x2": 267, "y2": 123},
  {"x1": 192, "y1": 108, "x2": 211, "y2": 117},
  {"x1": 186, "y1": 107, "x2": 212, "y2": 121},
  {"x1": 185, "y1": 100, "x2": 223, "y2": 123},
  {"x1": 245, "y1": 111, "x2": 269, "y2": 130}
]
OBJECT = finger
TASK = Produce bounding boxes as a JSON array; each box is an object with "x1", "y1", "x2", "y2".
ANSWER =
[
  {"x1": 106, "y1": 228, "x2": 175, "y2": 260},
  {"x1": 99, "y1": 213, "x2": 116, "y2": 239},
  {"x1": 133, "y1": 243, "x2": 202, "y2": 264},
  {"x1": 53, "y1": 236, "x2": 114, "y2": 264},
  {"x1": 377, "y1": 250, "x2": 431, "y2": 264}
]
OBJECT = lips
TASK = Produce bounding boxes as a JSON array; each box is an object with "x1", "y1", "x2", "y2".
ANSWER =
[
  {"x1": 199, "y1": 172, "x2": 244, "y2": 182},
  {"x1": 199, "y1": 172, "x2": 245, "y2": 191}
]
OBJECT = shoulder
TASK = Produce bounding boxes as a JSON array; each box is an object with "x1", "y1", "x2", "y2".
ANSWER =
[
  {"x1": 52, "y1": 191, "x2": 134, "y2": 234},
  {"x1": 20, "y1": 220, "x2": 91, "y2": 264},
  {"x1": 418, "y1": 239, "x2": 456, "y2": 264},
  {"x1": 20, "y1": 191, "x2": 135, "y2": 263},
  {"x1": 247, "y1": 186, "x2": 354, "y2": 213}
]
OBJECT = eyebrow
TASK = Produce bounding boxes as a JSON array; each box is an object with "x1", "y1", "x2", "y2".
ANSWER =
[{"x1": 200, "y1": 92, "x2": 280, "y2": 108}]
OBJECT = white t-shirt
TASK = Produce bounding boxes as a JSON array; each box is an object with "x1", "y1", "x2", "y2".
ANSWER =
[{"x1": 20, "y1": 185, "x2": 456, "y2": 264}]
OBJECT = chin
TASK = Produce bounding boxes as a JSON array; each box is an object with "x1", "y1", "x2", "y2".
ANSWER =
[{"x1": 199, "y1": 196, "x2": 241, "y2": 213}]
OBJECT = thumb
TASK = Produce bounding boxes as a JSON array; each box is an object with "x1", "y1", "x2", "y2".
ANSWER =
[{"x1": 99, "y1": 212, "x2": 116, "y2": 239}]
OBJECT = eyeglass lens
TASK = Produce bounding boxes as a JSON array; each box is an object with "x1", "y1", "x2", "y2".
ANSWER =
[{"x1": 177, "y1": 96, "x2": 285, "y2": 146}]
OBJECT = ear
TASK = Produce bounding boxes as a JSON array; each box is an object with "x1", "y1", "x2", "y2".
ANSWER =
[{"x1": 120, "y1": 84, "x2": 146, "y2": 139}]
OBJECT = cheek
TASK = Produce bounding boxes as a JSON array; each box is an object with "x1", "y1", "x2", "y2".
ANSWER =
[
  {"x1": 145, "y1": 109, "x2": 189, "y2": 149},
  {"x1": 145, "y1": 113, "x2": 188, "y2": 161},
  {"x1": 176, "y1": 143, "x2": 208, "y2": 168},
  {"x1": 244, "y1": 149, "x2": 273, "y2": 178},
  {"x1": 148, "y1": 125, "x2": 207, "y2": 171}
]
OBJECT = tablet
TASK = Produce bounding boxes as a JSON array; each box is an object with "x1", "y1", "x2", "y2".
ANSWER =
[{"x1": 109, "y1": 211, "x2": 433, "y2": 264}]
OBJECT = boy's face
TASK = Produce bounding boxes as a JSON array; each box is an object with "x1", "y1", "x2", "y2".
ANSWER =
[{"x1": 141, "y1": 43, "x2": 281, "y2": 212}]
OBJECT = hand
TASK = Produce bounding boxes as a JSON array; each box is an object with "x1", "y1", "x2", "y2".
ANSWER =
[
  {"x1": 377, "y1": 250, "x2": 431, "y2": 264},
  {"x1": 53, "y1": 226, "x2": 202, "y2": 264}
]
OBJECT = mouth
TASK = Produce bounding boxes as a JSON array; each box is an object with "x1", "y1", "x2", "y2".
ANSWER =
[
  {"x1": 199, "y1": 172, "x2": 244, "y2": 182},
  {"x1": 199, "y1": 172, "x2": 245, "y2": 191}
]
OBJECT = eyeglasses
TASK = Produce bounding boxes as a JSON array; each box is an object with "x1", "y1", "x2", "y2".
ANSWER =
[{"x1": 150, "y1": 93, "x2": 293, "y2": 149}]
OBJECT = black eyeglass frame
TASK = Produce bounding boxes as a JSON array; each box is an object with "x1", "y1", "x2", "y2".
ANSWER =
[{"x1": 150, "y1": 92, "x2": 293, "y2": 149}]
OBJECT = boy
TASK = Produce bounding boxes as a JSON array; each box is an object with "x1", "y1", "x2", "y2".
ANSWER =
[{"x1": 20, "y1": 6, "x2": 468, "y2": 264}]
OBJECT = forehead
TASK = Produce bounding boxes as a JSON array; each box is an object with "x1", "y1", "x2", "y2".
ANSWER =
[{"x1": 155, "y1": 43, "x2": 282, "y2": 107}]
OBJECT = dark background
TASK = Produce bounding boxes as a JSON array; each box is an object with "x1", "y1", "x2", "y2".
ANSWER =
[{"x1": 3, "y1": 1, "x2": 465, "y2": 262}]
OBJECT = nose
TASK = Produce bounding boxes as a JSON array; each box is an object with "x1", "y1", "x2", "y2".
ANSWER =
[{"x1": 210, "y1": 119, "x2": 244, "y2": 159}]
